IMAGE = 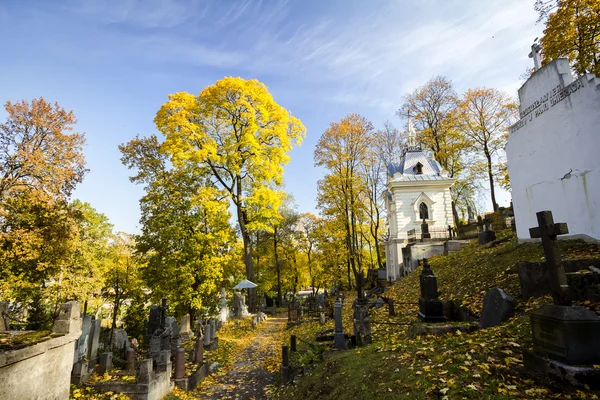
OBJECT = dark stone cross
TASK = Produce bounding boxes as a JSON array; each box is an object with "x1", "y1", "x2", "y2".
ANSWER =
[
  {"x1": 483, "y1": 215, "x2": 492, "y2": 231},
  {"x1": 529, "y1": 210, "x2": 571, "y2": 306},
  {"x1": 356, "y1": 272, "x2": 364, "y2": 300},
  {"x1": 421, "y1": 218, "x2": 431, "y2": 240}
]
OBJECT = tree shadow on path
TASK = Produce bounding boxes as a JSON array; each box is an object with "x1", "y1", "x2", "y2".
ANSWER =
[{"x1": 195, "y1": 316, "x2": 287, "y2": 400}]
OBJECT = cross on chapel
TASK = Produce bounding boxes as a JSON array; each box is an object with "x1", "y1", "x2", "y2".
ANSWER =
[
  {"x1": 529, "y1": 210, "x2": 571, "y2": 306},
  {"x1": 399, "y1": 109, "x2": 419, "y2": 149},
  {"x1": 529, "y1": 42, "x2": 542, "y2": 71}
]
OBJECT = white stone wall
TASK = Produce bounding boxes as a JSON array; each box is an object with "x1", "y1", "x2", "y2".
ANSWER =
[
  {"x1": 385, "y1": 182, "x2": 454, "y2": 281},
  {"x1": 506, "y1": 59, "x2": 600, "y2": 240},
  {"x1": 393, "y1": 187, "x2": 454, "y2": 238}
]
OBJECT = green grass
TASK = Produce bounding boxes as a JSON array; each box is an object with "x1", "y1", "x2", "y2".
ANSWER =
[{"x1": 274, "y1": 231, "x2": 600, "y2": 399}]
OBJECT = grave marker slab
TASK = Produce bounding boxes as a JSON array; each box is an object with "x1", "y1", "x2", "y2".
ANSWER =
[{"x1": 480, "y1": 288, "x2": 515, "y2": 328}]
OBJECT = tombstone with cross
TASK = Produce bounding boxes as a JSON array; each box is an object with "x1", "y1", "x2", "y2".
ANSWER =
[
  {"x1": 528, "y1": 210, "x2": 570, "y2": 306},
  {"x1": 525, "y1": 210, "x2": 600, "y2": 371},
  {"x1": 478, "y1": 214, "x2": 496, "y2": 245}
]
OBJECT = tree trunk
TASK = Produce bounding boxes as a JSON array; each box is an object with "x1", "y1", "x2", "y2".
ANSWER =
[
  {"x1": 484, "y1": 147, "x2": 498, "y2": 211},
  {"x1": 110, "y1": 271, "x2": 120, "y2": 348},
  {"x1": 451, "y1": 200, "x2": 460, "y2": 228},
  {"x1": 274, "y1": 226, "x2": 282, "y2": 307},
  {"x1": 238, "y1": 211, "x2": 256, "y2": 312}
]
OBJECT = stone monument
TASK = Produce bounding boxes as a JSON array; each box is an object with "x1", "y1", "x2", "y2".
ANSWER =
[
  {"x1": 417, "y1": 259, "x2": 446, "y2": 323},
  {"x1": 524, "y1": 211, "x2": 600, "y2": 387},
  {"x1": 506, "y1": 57, "x2": 600, "y2": 241}
]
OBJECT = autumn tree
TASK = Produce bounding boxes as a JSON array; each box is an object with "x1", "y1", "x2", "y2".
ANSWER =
[
  {"x1": 397, "y1": 77, "x2": 471, "y2": 226},
  {"x1": 0, "y1": 98, "x2": 87, "y2": 201},
  {"x1": 60, "y1": 200, "x2": 114, "y2": 311},
  {"x1": 374, "y1": 120, "x2": 405, "y2": 167},
  {"x1": 397, "y1": 76, "x2": 465, "y2": 178},
  {"x1": 315, "y1": 114, "x2": 372, "y2": 287},
  {"x1": 156, "y1": 78, "x2": 305, "y2": 311},
  {"x1": 0, "y1": 98, "x2": 87, "y2": 325},
  {"x1": 456, "y1": 88, "x2": 518, "y2": 211},
  {"x1": 120, "y1": 135, "x2": 234, "y2": 316},
  {"x1": 540, "y1": 0, "x2": 600, "y2": 75},
  {"x1": 297, "y1": 213, "x2": 320, "y2": 293}
]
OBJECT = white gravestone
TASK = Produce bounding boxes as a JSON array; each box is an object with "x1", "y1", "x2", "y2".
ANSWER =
[{"x1": 506, "y1": 58, "x2": 600, "y2": 241}]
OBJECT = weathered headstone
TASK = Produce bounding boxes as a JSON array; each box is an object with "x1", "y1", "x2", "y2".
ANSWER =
[
  {"x1": 204, "y1": 322, "x2": 211, "y2": 346},
  {"x1": 233, "y1": 292, "x2": 249, "y2": 318},
  {"x1": 180, "y1": 314, "x2": 191, "y2": 339},
  {"x1": 480, "y1": 288, "x2": 515, "y2": 328},
  {"x1": 98, "y1": 352, "x2": 112, "y2": 375},
  {"x1": 478, "y1": 215, "x2": 496, "y2": 245},
  {"x1": 333, "y1": 299, "x2": 346, "y2": 349},
  {"x1": 137, "y1": 359, "x2": 153, "y2": 384},
  {"x1": 353, "y1": 272, "x2": 372, "y2": 346},
  {"x1": 417, "y1": 259, "x2": 446, "y2": 322},
  {"x1": 165, "y1": 316, "x2": 180, "y2": 337},
  {"x1": 524, "y1": 211, "x2": 600, "y2": 385},
  {"x1": 87, "y1": 319, "x2": 101, "y2": 369},
  {"x1": 76, "y1": 316, "x2": 92, "y2": 362},
  {"x1": 110, "y1": 328, "x2": 129, "y2": 351},
  {"x1": 52, "y1": 301, "x2": 81, "y2": 335},
  {"x1": 0, "y1": 302, "x2": 9, "y2": 330},
  {"x1": 219, "y1": 287, "x2": 229, "y2": 323},
  {"x1": 147, "y1": 306, "x2": 161, "y2": 336}
]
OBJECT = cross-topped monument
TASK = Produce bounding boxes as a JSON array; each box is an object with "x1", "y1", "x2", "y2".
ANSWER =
[
  {"x1": 528, "y1": 41, "x2": 542, "y2": 71},
  {"x1": 529, "y1": 210, "x2": 570, "y2": 306},
  {"x1": 399, "y1": 109, "x2": 420, "y2": 150},
  {"x1": 529, "y1": 39, "x2": 542, "y2": 71}
]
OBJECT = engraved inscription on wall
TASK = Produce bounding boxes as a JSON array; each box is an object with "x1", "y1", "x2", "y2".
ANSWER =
[
  {"x1": 533, "y1": 321, "x2": 567, "y2": 357},
  {"x1": 509, "y1": 78, "x2": 585, "y2": 134}
]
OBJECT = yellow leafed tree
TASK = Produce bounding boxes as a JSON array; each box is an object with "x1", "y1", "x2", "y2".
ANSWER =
[
  {"x1": 155, "y1": 77, "x2": 305, "y2": 311},
  {"x1": 540, "y1": 0, "x2": 600, "y2": 76}
]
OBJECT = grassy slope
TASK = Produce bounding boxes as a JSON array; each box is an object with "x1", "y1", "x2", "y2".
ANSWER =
[{"x1": 275, "y1": 231, "x2": 600, "y2": 400}]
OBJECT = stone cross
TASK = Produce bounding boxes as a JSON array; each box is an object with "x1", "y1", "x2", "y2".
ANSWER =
[
  {"x1": 529, "y1": 210, "x2": 570, "y2": 306},
  {"x1": 529, "y1": 42, "x2": 542, "y2": 71},
  {"x1": 484, "y1": 215, "x2": 492, "y2": 232},
  {"x1": 356, "y1": 272, "x2": 364, "y2": 300}
]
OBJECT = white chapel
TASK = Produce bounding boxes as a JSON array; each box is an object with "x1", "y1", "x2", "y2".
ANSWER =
[{"x1": 384, "y1": 119, "x2": 455, "y2": 281}]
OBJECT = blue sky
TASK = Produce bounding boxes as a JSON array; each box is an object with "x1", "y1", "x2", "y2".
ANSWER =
[{"x1": 0, "y1": 0, "x2": 543, "y2": 233}]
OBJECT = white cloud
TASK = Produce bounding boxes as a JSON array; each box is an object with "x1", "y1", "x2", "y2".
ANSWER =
[{"x1": 64, "y1": 0, "x2": 543, "y2": 113}]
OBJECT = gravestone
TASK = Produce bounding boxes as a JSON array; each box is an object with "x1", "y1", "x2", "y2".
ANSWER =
[
  {"x1": 480, "y1": 288, "x2": 515, "y2": 328},
  {"x1": 147, "y1": 306, "x2": 161, "y2": 336},
  {"x1": 219, "y1": 287, "x2": 229, "y2": 323},
  {"x1": 352, "y1": 272, "x2": 372, "y2": 346},
  {"x1": 333, "y1": 299, "x2": 346, "y2": 349},
  {"x1": 180, "y1": 314, "x2": 191, "y2": 339},
  {"x1": 417, "y1": 259, "x2": 446, "y2": 322},
  {"x1": 0, "y1": 302, "x2": 9, "y2": 330},
  {"x1": 137, "y1": 359, "x2": 153, "y2": 384},
  {"x1": 233, "y1": 292, "x2": 249, "y2": 318},
  {"x1": 98, "y1": 352, "x2": 112, "y2": 375},
  {"x1": 421, "y1": 218, "x2": 431, "y2": 241},
  {"x1": 524, "y1": 211, "x2": 600, "y2": 386},
  {"x1": 506, "y1": 58, "x2": 600, "y2": 242},
  {"x1": 87, "y1": 319, "x2": 101, "y2": 369},
  {"x1": 478, "y1": 215, "x2": 496, "y2": 245},
  {"x1": 76, "y1": 316, "x2": 92, "y2": 362},
  {"x1": 110, "y1": 328, "x2": 129, "y2": 351}
]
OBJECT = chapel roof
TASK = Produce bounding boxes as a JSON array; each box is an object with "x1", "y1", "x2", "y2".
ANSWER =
[{"x1": 387, "y1": 148, "x2": 450, "y2": 182}]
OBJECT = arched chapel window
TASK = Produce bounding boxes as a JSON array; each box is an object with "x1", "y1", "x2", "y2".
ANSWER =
[{"x1": 419, "y1": 202, "x2": 429, "y2": 220}]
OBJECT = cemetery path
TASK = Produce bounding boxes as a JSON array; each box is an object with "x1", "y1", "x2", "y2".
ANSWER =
[{"x1": 196, "y1": 316, "x2": 287, "y2": 400}]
